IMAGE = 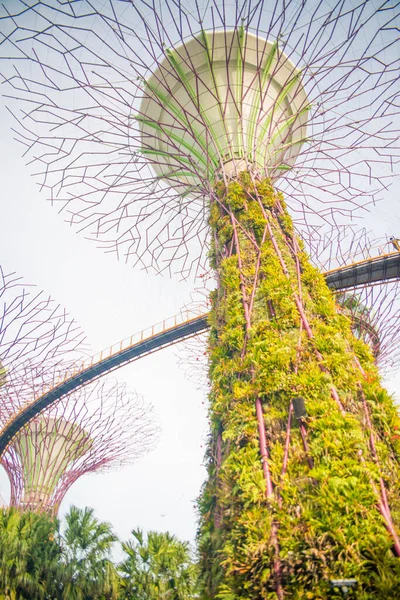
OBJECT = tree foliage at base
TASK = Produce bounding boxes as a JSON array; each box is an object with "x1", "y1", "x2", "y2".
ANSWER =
[
  {"x1": 0, "y1": 505, "x2": 118, "y2": 600},
  {"x1": 0, "y1": 507, "x2": 61, "y2": 599},
  {"x1": 197, "y1": 174, "x2": 400, "y2": 599},
  {"x1": 119, "y1": 529, "x2": 198, "y2": 599},
  {"x1": 0, "y1": 506, "x2": 198, "y2": 599},
  {"x1": 60, "y1": 506, "x2": 119, "y2": 600}
]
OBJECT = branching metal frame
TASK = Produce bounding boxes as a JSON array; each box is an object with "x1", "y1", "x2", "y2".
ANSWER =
[
  {"x1": 2, "y1": 376, "x2": 156, "y2": 514},
  {"x1": 0, "y1": 268, "x2": 156, "y2": 513},
  {"x1": 0, "y1": 0, "x2": 398, "y2": 276},
  {"x1": 0, "y1": 266, "x2": 86, "y2": 421},
  {"x1": 1, "y1": 3, "x2": 400, "y2": 595}
]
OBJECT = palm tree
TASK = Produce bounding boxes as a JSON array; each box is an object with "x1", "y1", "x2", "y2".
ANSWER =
[
  {"x1": 0, "y1": 507, "x2": 61, "y2": 599},
  {"x1": 119, "y1": 529, "x2": 198, "y2": 599},
  {"x1": 60, "y1": 505, "x2": 119, "y2": 600}
]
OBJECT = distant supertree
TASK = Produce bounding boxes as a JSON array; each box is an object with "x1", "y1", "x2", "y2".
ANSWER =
[
  {"x1": 1, "y1": 2, "x2": 400, "y2": 598},
  {"x1": 0, "y1": 268, "x2": 157, "y2": 514},
  {"x1": 307, "y1": 228, "x2": 400, "y2": 371},
  {"x1": 337, "y1": 285, "x2": 400, "y2": 372},
  {"x1": 1, "y1": 377, "x2": 156, "y2": 515}
]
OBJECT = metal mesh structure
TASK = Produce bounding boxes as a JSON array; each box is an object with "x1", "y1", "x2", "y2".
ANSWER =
[
  {"x1": 310, "y1": 229, "x2": 400, "y2": 371},
  {"x1": 337, "y1": 284, "x2": 400, "y2": 372},
  {"x1": 0, "y1": 266, "x2": 86, "y2": 420},
  {"x1": 1, "y1": 1, "x2": 400, "y2": 597},
  {"x1": 2, "y1": 376, "x2": 156, "y2": 514},
  {"x1": 0, "y1": 268, "x2": 157, "y2": 514},
  {"x1": 0, "y1": 1, "x2": 398, "y2": 276}
]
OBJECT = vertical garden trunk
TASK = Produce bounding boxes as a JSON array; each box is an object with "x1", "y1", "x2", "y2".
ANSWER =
[{"x1": 197, "y1": 173, "x2": 400, "y2": 600}]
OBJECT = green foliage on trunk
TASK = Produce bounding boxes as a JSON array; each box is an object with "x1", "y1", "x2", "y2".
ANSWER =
[{"x1": 197, "y1": 174, "x2": 400, "y2": 599}]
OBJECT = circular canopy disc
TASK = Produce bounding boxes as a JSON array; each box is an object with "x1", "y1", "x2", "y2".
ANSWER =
[{"x1": 139, "y1": 29, "x2": 309, "y2": 189}]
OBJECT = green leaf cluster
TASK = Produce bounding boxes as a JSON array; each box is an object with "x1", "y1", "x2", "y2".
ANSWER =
[
  {"x1": 198, "y1": 174, "x2": 400, "y2": 599},
  {"x1": 119, "y1": 529, "x2": 198, "y2": 599},
  {"x1": 0, "y1": 506, "x2": 199, "y2": 600}
]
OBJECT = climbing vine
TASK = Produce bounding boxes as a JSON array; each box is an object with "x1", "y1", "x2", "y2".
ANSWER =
[{"x1": 197, "y1": 174, "x2": 400, "y2": 599}]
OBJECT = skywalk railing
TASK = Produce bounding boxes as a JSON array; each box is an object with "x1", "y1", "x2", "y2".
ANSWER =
[{"x1": 61, "y1": 307, "x2": 207, "y2": 383}]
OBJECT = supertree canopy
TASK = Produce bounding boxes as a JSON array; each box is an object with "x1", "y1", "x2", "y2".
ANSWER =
[
  {"x1": 2, "y1": 377, "x2": 156, "y2": 515},
  {"x1": 0, "y1": 0, "x2": 398, "y2": 275},
  {"x1": 1, "y1": 1, "x2": 400, "y2": 598},
  {"x1": 0, "y1": 268, "x2": 157, "y2": 514}
]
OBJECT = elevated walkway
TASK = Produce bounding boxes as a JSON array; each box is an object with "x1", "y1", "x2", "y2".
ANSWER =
[
  {"x1": 1, "y1": 251, "x2": 399, "y2": 456},
  {"x1": 325, "y1": 251, "x2": 400, "y2": 290}
]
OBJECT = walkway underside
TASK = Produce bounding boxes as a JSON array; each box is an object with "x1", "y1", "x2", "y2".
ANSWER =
[
  {"x1": 325, "y1": 251, "x2": 400, "y2": 290},
  {"x1": 0, "y1": 251, "x2": 399, "y2": 456}
]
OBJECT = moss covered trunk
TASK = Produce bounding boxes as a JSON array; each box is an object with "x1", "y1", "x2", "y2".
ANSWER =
[{"x1": 197, "y1": 174, "x2": 400, "y2": 599}]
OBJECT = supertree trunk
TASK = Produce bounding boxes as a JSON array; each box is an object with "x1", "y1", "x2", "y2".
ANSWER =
[{"x1": 198, "y1": 173, "x2": 400, "y2": 599}]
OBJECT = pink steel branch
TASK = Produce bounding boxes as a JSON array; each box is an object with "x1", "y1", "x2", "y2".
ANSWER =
[
  {"x1": 0, "y1": 1, "x2": 399, "y2": 276},
  {"x1": 2, "y1": 374, "x2": 157, "y2": 514},
  {"x1": 0, "y1": 267, "x2": 86, "y2": 421}
]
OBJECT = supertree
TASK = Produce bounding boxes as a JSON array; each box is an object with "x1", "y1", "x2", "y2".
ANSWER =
[
  {"x1": 0, "y1": 268, "x2": 156, "y2": 514},
  {"x1": 1, "y1": 1, "x2": 400, "y2": 598},
  {"x1": 1, "y1": 376, "x2": 156, "y2": 515}
]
